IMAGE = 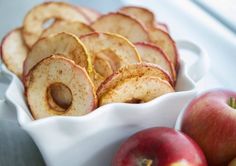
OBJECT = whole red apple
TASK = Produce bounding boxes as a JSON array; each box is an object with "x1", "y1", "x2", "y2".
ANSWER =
[
  {"x1": 112, "y1": 127, "x2": 207, "y2": 166},
  {"x1": 181, "y1": 89, "x2": 236, "y2": 166}
]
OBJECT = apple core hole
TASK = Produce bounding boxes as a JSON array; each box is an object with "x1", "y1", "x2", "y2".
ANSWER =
[
  {"x1": 94, "y1": 50, "x2": 121, "y2": 77},
  {"x1": 94, "y1": 57, "x2": 113, "y2": 77},
  {"x1": 47, "y1": 83, "x2": 72, "y2": 113},
  {"x1": 42, "y1": 18, "x2": 56, "y2": 30}
]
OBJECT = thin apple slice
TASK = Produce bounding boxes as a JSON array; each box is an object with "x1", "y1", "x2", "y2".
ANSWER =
[
  {"x1": 80, "y1": 32, "x2": 141, "y2": 89},
  {"x1": 41, "y1": 20, "x2": 94, "y2": 38},
  {"x1": 99, "y1": 76, "x2": 173, "y2": 106},
  {"x1": 149, "y1": 27, "x2": 179, "y2": 70},
  {"x1": 135, "y1": 42, "x2": 176, "y2": 83},
  {"x1": 1, "y1": 28, "x2": 28, "y2": 78},
  {"x1": 91, "y1": 13, "x2": 150, "y2": 43},
  {"x1": 23, "y1": 32, "x2": 91, "y2": 78},
  {"x1": 77, "y1": 6, "x2": 101, "y2": 23},
  {"x1": 97, "y1": 63, "x2": 174, "y2": 106},
  {"x1": 119, "y1": 6, "x2": 155, "y2": 28},
  {"x1": 119, "y1": 6, "x2": 169, "y2": 33},
  {"x1": 25, "y1": 55, "x2": 97, "y2": 119},
  {"x1": 23, "y1": 2, "x2": 89, "y2": 47}
]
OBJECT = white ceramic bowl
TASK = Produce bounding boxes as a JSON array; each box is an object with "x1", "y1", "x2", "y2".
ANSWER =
[{"x1": 0, "y1": 40, "x2": 208, "y2": 166}]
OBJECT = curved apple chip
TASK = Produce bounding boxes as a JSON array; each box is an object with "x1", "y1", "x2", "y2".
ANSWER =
[
  {"x1": 1, "y1": 28, "x2": 28, "y2": 78},
  {"x1": 135, "y1": 42, "x2": 176, "y2": 82},
  {"x1": 40, "y1": 20, "x2": 94, "y2": 38},
  {"x1": 80, "y1": 32, "x2": 141, "y2": 89},
  {"x1": 25, "y1": 55, "x2": 97, "y2": 119},
  {"x1": 97, "y1": 63, "x2": 174, "y2": 106},
  {"x1": 149, "y1": 27, "x2": 179, "y2": 70},
  {"x1": 91, "y1": 13, "x2": 150, "y2": 43},
  {"x1": 23, "y1": 2, "x2": 89, "y2": 47},
  {"x1": 77, "y1": 6, "x2": 101, "y2": 23},
  {"x1": 23, "y1": 32, "x2": 91, "y2": 78},
  {"x1": 119, "y1": 6, "x2": 155, "y2": 28}
]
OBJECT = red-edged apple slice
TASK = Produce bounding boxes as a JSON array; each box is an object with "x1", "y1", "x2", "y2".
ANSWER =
[
  {"x1": 97, "y1": 63, "x2": 174, "y2": 106},
  {"x1": 1, "y1": 28, "x2": 28, "y2": 78},
  {"x1": 135, "y1": 42, "x2": 176, "y2": 83},
  {"x1": 25, "y1": 55, "x2": 97, "y2": 119},
  {"x1": 80, "y1": 32, "x2": 141, "y2": 89},
  {"x1": 77, "y1": 6, "x2": 101, "y2": 23},
  {"x1": 91, "y1": 13, "x2": 150, "y2": 43},
  {"x1": 149, "y1": 27, "x2": 179, "y2": 70},
  {"x1": 23, "y1": 32, "x2": 91, "y2": 78},
  {"x1": 23, "y1": 2, "x2": 89, "y2": 47},
  {"x1": 119, "y1": 6, "x2": 155, "y2": 28},
  {"x1": 40, "y1": 20, "x2": 94, "y2": 38}
]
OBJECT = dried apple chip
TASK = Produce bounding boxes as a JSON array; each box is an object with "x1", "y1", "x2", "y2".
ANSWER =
[
  {"x1": 80, "y1": 32, "x2": 141, "y2": 88},
  {"x1": 23, "y1": 2, "x2": 89, "y2": 47},
  {"x1": 119, "y1": 6, "x2": 155, "y2": 28},
  {"x1": 149, "y1": 27, "x2": 179, "y2": 70},
  {"x1": 91, "y1": 13, "x2": 150, "y2": 43},
  {"x1": 97, "y1": 63, "x2": 174, "y2": 106},
  {"x1": 135, "y1": 42, "x2": 176, "y2": 82},
  {"x1": 1, "y1": 28, "x2": 28, "y2": 78},
  {"x1": 23, "y1": 32, "x2": 91, "y2": 78},
  {"x1": 26, "y1": 55, "x2": 97, "y2": 119}
]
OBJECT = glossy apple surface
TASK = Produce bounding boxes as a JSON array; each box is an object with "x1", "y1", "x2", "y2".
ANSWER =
[
  {"x1": 181, "y1": 89, "x2": 236, "y2": 166},
  {"x1": 112, "y1": 127, "x2": 207, "y2": 166}
]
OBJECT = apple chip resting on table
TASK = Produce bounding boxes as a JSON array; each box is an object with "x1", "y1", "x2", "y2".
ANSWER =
[{"x1": 0, "y1": 2, "x2": 179, "y2": 119}]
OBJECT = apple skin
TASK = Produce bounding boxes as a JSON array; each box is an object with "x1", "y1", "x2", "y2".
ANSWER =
[
  {"x1": 112, "y1": 127, "x2": 207, "y2": 166},
  {"x1": 181, "y1": 89, "x2": 236, "y2": 166}
]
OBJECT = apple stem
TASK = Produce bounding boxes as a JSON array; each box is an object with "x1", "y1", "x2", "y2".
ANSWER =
[
  {"x1": 229, "y1": 97, "x2": 236, "y2": 109},
  {"x1": 141, "y1": 159, "x2": 153, "y2": 166}
]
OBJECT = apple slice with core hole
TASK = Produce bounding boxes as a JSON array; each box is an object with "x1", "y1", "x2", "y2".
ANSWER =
[
  {"x1": 119, "y1": 6, "x2": 155, "y2": 29},
  {"x1": 23, "y1": 32, "x2": 92, "y2": 108},
  {"x1": 23, "y1": 2, "x2": 89, "y2": 47},
  {"x1": 25, "y1": 55, "x2": 97, "y2": 119},
  {"x1": 80, "y1": 32, "x2": 141, "y2": 89},
  {"x1": 1, "y1": 28, "x2": 28, "y2": 78},
  {"x1": 135, "y1": 42, "x2": 176, "y2": 83},
  {"x1": 23, "y1": 32, "x2": 91, "y2": 78},
  {"x1": 149, "y1": 27, "x2": 179, "y2": 70},
  {"x1": 91, "y1": 13, "x2": 150, "y2": 43},
  {"x1": 97, "y1": 63, "x2": 174, "y2": 106},
  {"x1": 40, "y1": 20, "x2": 94, "y2": 38}
]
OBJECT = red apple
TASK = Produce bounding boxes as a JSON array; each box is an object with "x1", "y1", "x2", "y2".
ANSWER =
[
  {"x1": 112, "y1": 127, "x2": 207, "y2": 166},
  {"x1": 181, "y1": 89, "x2": 236, "y2": 166}
]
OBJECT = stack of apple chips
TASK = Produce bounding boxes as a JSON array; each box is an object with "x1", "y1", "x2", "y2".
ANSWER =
[{"x1": 0, "y1": 2, "x2": 179, "y2": 119}]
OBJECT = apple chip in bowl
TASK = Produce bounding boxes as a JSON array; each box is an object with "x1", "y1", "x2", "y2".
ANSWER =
[
  {"x1": 25, "y1": 55, "x2": 97, "y2": 119},
  {"x1": 80, "y1": 32, "x2": 141, "y2": 89},
  {"x1": 97, "y1": 63, "x2": 174, "y2": 106}
]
